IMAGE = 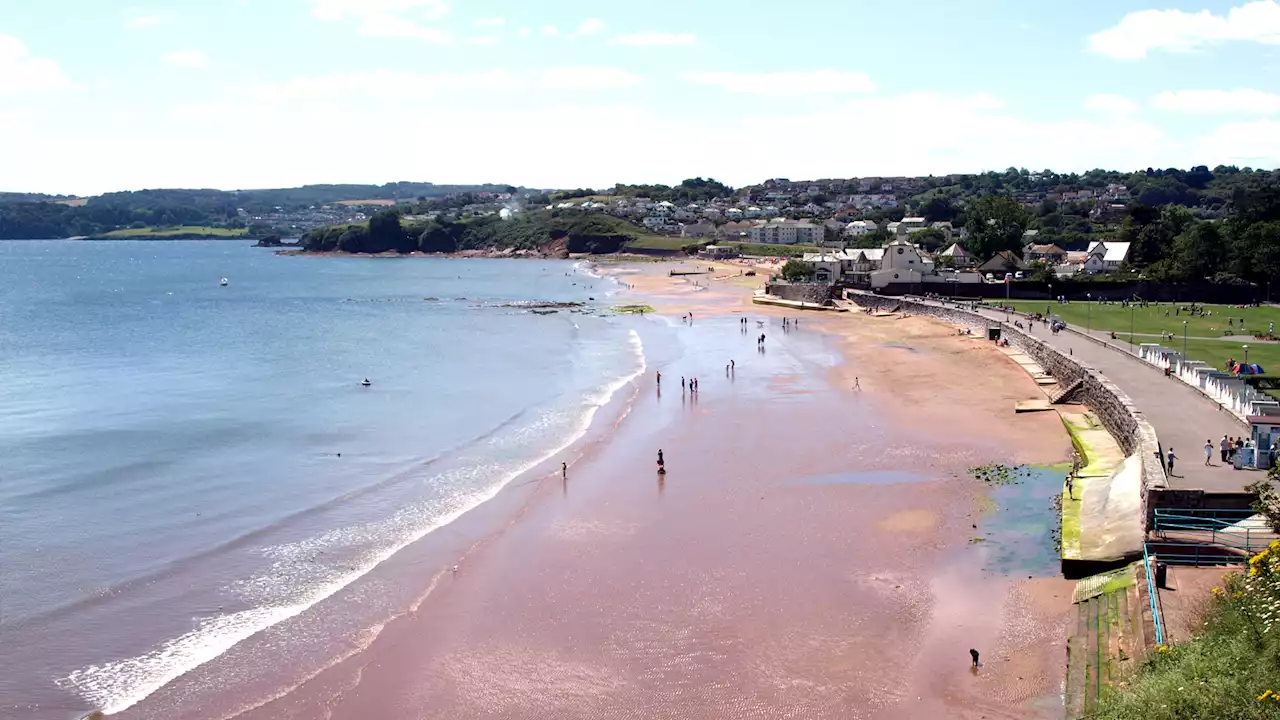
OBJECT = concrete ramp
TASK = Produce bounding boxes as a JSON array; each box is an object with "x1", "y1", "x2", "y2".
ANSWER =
[
  {"x1": 1015, "y1": 399, "x2": 1054, "y2": 413},
  {"x1": 1080, "y1": 454, "x2": 1146, "y2": 561}
]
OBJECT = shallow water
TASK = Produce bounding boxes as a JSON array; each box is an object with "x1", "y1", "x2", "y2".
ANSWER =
[{"x1": 0, "y1": 242, "x2": 644, "y2": 718}]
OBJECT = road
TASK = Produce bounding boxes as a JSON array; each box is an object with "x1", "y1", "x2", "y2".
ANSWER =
[{"x1": 916, "y1": 298, "x2": 1258, "y2": 492}]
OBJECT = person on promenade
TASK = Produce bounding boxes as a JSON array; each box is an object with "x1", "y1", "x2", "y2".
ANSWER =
[
  {"x1": 1205, "y1": 440, "x2": 1214, "y2": 466},
  {"x1": 1221, "y1": 435, "x2": 1231, "y2": 463},
  {"x1": 1066, "y1": 474, "x2": 1074, "y2": 501},
  {"x1": 1167, "y1": 448, "x2": 1177, "y2": 476}
]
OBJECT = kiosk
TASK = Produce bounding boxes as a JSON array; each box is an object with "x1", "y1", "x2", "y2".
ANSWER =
[{"x1": 1244, "y1": 416, "x2": 1280, "y2": 469}]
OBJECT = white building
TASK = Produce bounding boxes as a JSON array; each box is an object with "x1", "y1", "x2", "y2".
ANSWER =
[
  {"x1": 869, "y1": 237, "x2": 930, "y2": 288},
  {"x1": 844, "y1": 220, "x2": 879, "y2": 237},
  {"x1": 1085, "y1": 241, "x2": 1131, "y2": 271},
  {"x1": 746, "y1": 219, "x2": 823, "y2": 245}
]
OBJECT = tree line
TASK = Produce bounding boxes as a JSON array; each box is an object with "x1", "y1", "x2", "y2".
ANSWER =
[{"x1": 300, "y1": 209, "x2": 644, "y2": 255}]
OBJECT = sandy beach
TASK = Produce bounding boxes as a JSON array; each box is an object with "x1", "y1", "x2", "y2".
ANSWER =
[{"x1": 221, "y1": 261, "x2": 1076, "y2": 720}]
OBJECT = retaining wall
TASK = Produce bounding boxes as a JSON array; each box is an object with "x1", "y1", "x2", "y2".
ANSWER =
[
  {"x1": 765, "y1": 283, "x2": 835, "y2": 305},
  {"x1": 848, "y1": 293, "x2": 1168, "y2": 523}
]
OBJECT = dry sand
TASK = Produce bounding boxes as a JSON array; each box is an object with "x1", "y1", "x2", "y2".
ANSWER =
[{"x1": 225, "y1": 261, "x2": 1076, "y2": 720}]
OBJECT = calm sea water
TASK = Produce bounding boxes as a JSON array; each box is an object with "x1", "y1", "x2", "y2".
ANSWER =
[{"x1": 0, "y1": 242, "x2": 646, "y2": 718}]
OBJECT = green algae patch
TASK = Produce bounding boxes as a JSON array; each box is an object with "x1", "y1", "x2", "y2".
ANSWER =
[{"x1": 612, "y1": 304, "x2": 654, "y2": 315}]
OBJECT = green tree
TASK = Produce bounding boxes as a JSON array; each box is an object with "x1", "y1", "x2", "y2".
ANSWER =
[
  {"x1": 1169, "y1": 221, "x2": 1224, "y2": 281},
  {"x1": 964, "y1": 194, "x2": 1029, "y2": 261},
  {"x1": 368, "y1": 209, "x2": 412, "y2": 253},
  {"x1": 780, "y1": 259, "x2": 814, "y2": 282},
  {"x1": 907, "y1": 227, "x2": 947, "y2": 251},
  {"x1": 916, "y1": 195, "x2": 957, "y2": 223}
]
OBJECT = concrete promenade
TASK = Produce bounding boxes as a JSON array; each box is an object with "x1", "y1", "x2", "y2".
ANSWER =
[{"x1": 911, "y1": 297, "x2": 1257, "y2": 492}]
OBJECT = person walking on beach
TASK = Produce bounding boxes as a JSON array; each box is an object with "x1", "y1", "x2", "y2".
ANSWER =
[
  {"x1": 1167, "y1": 448, "x2": 1177, "y2": 475},
  {"x1": 1221, "y1": 435, "x2": 1231, "y2": 463},
  {"x1": 562, "y1": 461, "x2": 567, "y2": 478},
  {"x1": 731, "y1": 359, "x2": 735, "y2": 371},
  {"x1": 1205, "y1": 440, "x2": 1214, "y2": 466},
  {"x1": 681, "y1": 376, "x2": 686, "y2": 391},
  {"x1": 656, "y1": 370, "x2": 661, "y2": 386},
  {"x1": 854, "y1": 377, "x2": 861, "y2": 390},
  {"x1": 657, "y1": 449, "x2": 665, "y2": 470},
  {"x1": 969, "y1": 648, "x2": 980, "y2": 667}
]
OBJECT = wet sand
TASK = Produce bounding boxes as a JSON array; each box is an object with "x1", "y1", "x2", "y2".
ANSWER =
[{"x1": 226, "y1": 263, "x2": 1076, "y2": 720}]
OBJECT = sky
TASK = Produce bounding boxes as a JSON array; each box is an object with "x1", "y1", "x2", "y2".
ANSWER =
[{"x1": 3, "y1": 0, "x2": 1280, "y2": 195}]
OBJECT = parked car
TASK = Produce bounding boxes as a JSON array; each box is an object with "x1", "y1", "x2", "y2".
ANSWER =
[{"x1": 1015, "y1": 271, "x2": 1024, "y2": 280}]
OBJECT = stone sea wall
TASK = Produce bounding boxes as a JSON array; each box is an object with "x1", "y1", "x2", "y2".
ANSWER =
[
  {"x1": 765, "y1": 283, "x2": 835, "y2": 305},
  {"x1": 848, "y1": 294, "x2": 1168, "y2": 501}
]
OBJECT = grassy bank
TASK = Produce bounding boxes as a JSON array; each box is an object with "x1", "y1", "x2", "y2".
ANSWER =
[
  {"x1": 1094, "y1": 541, "x2": 1280, "y2": 719},
  {"x1": 95, "y1": 226, "x2": 248, "y2": 239},
  {"x1": 1001, "y1": 300, "x2": 1280, "y2": 340}
]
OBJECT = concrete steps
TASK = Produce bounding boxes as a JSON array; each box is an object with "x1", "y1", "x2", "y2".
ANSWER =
[
  {"x1": 1050, "y1": 377, "x2": 1085, "y2": 404},
  {"x1": 1065, "y1": 566, "x2": 1147, "y2": 718}
]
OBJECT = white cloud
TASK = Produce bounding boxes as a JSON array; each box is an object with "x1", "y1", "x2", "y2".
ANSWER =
[
  {"x1": 474, "y1": 17, "x2": 504, "y2": 27},
  {"x1": 610, "y1": 32, "x2": 697, "y2": 46},
  {"x1": 126, "y1": 15, "x2": 164, "y2": 29},
  {"x1": 249, "y1": 68, "x2": 644, "y2": 102},
  {"x1": 1085, "y1": 94, "x2": 1140, "y2": 115},
  {"x1": 24, "y1": 86, "x2": 1280, "y2": 196},
  {"x1": 1152, "y1": 88, "x2": 1280, "y2": 114},
  {"x1": 162, "y1": 50, "x2": 210, "y2": 69},
  {"x1": 1088, "y1": 0, "x2": 1280, "y2": 60},
  {"x1": 308, "y1": 0, "x2": 450, "y2": 41},
  {"x1": 518, "y1": 27, "x2": 531, "y2": 38},
  {"x1": 1193, "y1": 119, "x2": 1280, "y2": 165},
  {"x1": 0, "y1": 35, "x2": 73, "y2": 93},
  {"x1": 684, "y1": 69, "x2": 875, "y2": 96},
  {"x1": 309, "y1": 0, "x2": 449, "y2": 22},
  {"x1": 358, "y1": 15, "x2": 451, "y2": 43},
  {"x1": 573, "y1": 18, "x2": 606, "y2": 37},
  {"x1": 465, "y1": 35, "x2": 500, "y2": 46},
  {"x1": 541, "y1": 25, "x2": 560, "y2": 36}
]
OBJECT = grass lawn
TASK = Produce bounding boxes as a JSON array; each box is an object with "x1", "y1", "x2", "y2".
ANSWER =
[
  {"x1": 1000, "y1": 300, "x2": 1280, "y2": 340},
  {"x1": 1116, "y1": 336, "x2": 1280, "y2": 375},
  {"x1": 622, "y1": 235, "x2": 691, "y2": 251},
  {"x1": 98, "y1": 226, "x2": 248, "y2": 239}
]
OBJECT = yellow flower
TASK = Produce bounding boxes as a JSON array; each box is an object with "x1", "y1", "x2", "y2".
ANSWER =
[
  {"x1": 1261, "y1": 689, "x2": 1273, "y2": 702},
  {"x1": 1212, "y1": 587, "x2": 1225, "y2": 597},
  {"x1": 1156, "y1": 644, "x2": 1170, "y2": 653}
]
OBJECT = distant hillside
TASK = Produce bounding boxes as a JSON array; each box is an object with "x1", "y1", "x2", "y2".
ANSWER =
[
  {"x1": 0, "y1": 182, "x2": 523, "y2": 239},
  {"x1": 300, "y1": 209, "x2": 678, "y2": 255}
]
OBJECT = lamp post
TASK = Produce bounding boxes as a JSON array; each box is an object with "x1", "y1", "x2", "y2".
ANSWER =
[
  {"x1": 1245, "y1": 344, "x2": 1250, "y2": 367},
  {"x1": 1183, "y1": 320, "x2": 1188, "y2": 358},
  {"x1": 1086, "y1": 293, "x2": 1092, "y2": 334},
  {"x1": 1048, "y1": 282, "x2": 1053, "y2": 317}
]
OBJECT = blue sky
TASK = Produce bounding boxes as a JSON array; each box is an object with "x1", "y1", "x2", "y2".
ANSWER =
[{"x1": 2, "y1": 0, "x2": 1280, "y2": 194}]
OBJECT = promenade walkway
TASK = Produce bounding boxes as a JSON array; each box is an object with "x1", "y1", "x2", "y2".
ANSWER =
[{"x1": 912, "y1": 298, "x2": 1256, "y2": 492}]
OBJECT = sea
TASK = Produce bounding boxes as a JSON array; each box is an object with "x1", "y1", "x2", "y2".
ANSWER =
[{"x1": 0, "y1": 241, "x2": 659, "y2": 719}]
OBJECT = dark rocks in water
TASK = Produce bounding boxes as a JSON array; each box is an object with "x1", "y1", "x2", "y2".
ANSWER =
[
  {"x1": 531, "y1": 309, "x2": 559, "y2": 315},
  {"x1": 499, "y1": 301, "x2": 585, "y2": 309},
  {"x1": 254, "y1": 235, "x2": 284, "y2": 247},
  {"x1": 424, "y1": 297, "x2": 439, "y2": 301}
]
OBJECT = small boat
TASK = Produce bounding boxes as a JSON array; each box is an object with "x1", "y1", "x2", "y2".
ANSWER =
[
  {"x1": 360, "y1": 379, "x2": 372, "y2": 387},
  {"x1": 219, "y1": 277, "x2": 229, "y2": 287}
]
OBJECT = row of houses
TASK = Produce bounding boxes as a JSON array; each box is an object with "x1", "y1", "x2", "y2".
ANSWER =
[{"x1": 789, "y1": 237, "x2": 1134, "y2": 290}]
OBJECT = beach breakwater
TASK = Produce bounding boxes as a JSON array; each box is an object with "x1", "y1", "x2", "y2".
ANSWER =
[{"x1": 847, "y1": 293, "x2": 1167, "y2": 548}]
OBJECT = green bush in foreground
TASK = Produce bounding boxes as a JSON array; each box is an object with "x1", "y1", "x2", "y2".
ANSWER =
[{"x1": 1095, "y1": 541, "x2": 1280, "y2": 719}]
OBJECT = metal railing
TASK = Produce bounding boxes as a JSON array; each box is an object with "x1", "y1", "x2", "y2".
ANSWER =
[
  {"x1": 1142, "y1": 544, "x2": 1165, "y2": 647},
  {"x1": 1151, "y1": 508, "x2": 1274, "y2": 552}
]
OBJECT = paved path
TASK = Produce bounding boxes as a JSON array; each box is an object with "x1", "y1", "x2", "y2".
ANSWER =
[{"x1": 913, "y1": 299, "x2": 1257, "y2": 492}]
